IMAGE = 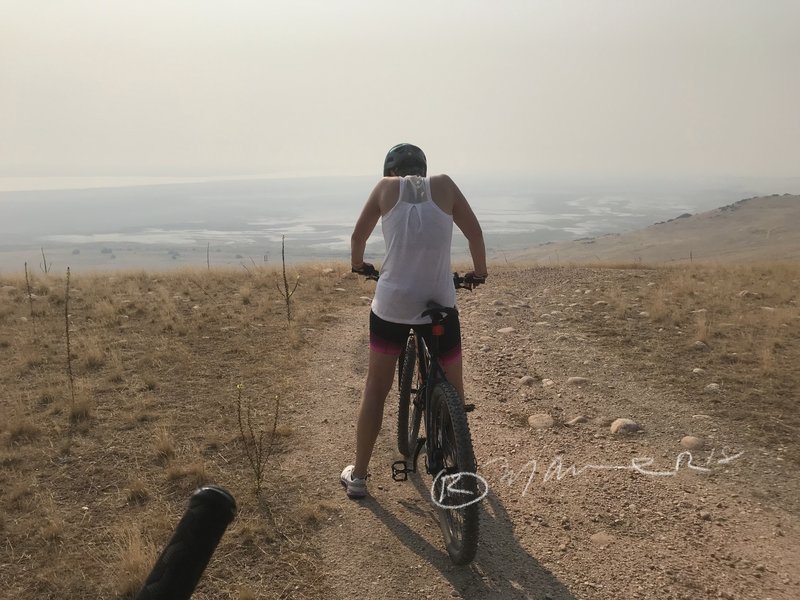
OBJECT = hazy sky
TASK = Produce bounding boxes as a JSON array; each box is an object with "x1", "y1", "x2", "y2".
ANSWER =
[{"x1": 2, "y1": 1, "x2": 799, "y2": 179}]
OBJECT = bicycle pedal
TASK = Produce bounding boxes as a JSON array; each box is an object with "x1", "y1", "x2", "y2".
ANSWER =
[
  {"x1": 391, "y1": 460, "x2": 411, "y2": 482},
  {"x1": 464, "y1": 403, "x2": 476, "y2": 412}
]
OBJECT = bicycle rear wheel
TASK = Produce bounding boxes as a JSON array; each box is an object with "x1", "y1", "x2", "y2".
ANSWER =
[
  {"x1": 429, "y1": 381, "x2": 480, "y2": 565},
  {"x1": 397, "y1": 334, "x2": 421, "y2": 457}
]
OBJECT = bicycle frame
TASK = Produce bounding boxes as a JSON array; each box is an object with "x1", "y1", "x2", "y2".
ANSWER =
[
  {"x1": 392, "y1": 304, "x2": 462, "y2": 481},
  {"x1": 354, "y1": 269, "x2": 481, "y2": 482},
  {"x1": 361, "y1": 269, "x2": 483, "y2": 564}
]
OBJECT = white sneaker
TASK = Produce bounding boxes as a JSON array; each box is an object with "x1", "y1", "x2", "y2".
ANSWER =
[{"x1": 340, "y1": 465, "x2": 367, "y2": 498}]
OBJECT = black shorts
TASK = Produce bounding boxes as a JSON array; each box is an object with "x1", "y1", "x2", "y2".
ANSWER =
[{"x1": 369, "y1": 310, "x2": 462, "y2": 366}]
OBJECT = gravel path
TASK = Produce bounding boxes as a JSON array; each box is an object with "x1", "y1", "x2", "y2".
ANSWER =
[{"x1": 283, "y1": 268, "x2": 799, "y2": 600}]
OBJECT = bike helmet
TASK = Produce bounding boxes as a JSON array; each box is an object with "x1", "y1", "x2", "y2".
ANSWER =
[{"x1": 383, "y1": 143, "x2": 427, "y2": 177}]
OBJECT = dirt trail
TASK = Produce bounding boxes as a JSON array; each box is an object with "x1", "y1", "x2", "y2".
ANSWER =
[{"x1": 283, "y1": 268, "x2": 799, "y2": 600}]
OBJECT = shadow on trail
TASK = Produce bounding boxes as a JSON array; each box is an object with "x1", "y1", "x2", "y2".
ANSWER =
[{"x1": 362, "y1": 474, "x2": 575, "y2": 600}]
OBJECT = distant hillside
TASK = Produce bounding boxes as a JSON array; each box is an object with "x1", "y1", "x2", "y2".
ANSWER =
[{"x1": 508, "y1": 194, "x2": 800, "y2": 264}]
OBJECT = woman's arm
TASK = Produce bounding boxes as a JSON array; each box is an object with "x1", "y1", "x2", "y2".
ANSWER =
[
  {"x1": 350, "y1": 182, "x2": 383, "y2": 269},
  {"x1": 450, "y1": 177, "x2": 488, "y2": 277}
]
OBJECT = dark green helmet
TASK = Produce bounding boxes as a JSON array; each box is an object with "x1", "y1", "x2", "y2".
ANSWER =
[{"x1": 383, "y1": 143, "x2": 427, "y2": 177}]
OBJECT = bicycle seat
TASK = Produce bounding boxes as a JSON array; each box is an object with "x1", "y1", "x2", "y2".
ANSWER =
[{"x1": 422, "y1": 302, "x2": 458, "y2": 322}]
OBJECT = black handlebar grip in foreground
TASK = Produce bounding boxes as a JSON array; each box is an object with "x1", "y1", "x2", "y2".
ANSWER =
[{"x1": 136, "y1": 486, "x2": 237, "y2": 600}]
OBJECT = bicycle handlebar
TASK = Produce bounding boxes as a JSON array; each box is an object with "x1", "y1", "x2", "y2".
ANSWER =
[
  {"x1": 353, "y1": 265, "x2": 485, "y2": 290},
  {"x1": 454, "y1": 273, "x2": 486, "y2": 290},
  {"x1": 352, "y1": 263, "x2": 380, "y2": 280},
  {"x1": 136, "y1": 486, "x2": 237, "y2": 600}
]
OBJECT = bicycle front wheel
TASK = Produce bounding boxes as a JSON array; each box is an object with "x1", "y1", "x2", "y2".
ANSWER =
[
  {"x1": 397, "y1": 334, "x2": 420, "y2": 457},
  {"x1": 429, "y1": 381, "x2": 480, "y2": 565}
]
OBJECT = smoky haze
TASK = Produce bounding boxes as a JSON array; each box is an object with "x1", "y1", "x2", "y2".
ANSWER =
[{"x1": 2, "y1": 0, "x2": 799, "y2": 180}]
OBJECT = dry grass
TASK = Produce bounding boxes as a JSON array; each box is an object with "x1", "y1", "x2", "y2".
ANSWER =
[
  {"x1": 92, "y1": 297, "x2": 118, "y2": 323},
  {"x1": 38, "y1": 382, "x2": 63, "y2": 406},
  {"x1": 5, "y1": 262, "x2": 339, "y2": 599},
  {"x1": 649, "y1": 287, "x2": 680, "y2": 324},
  {"x1": 296, "y1": 500, "x2": 339, "y2": 526},
  {"x1": 154, "y1": 427, "x2": 176, "y2": 463},
  {"x1": 759, "y1": 345, "x2": 777, "y2": 377},
  {"x1": 68, "y1": 383, "x2": 93, "y2": 423},
  {"x1": 39, "y1": 502, "x2": 65, "y2": 543},
  {"x1": 107, "y1": 351, "x2": 125, "y2": 383},
  {"x1": 589, "y1": 261, "x2": 800, "y2": 461},
  {"x1": 23, "y1": 262, "x2": 794, "y2": 595},
  {"x1": 125, "y1": 479, "x2": 150, "y2": 505},
  {"x1": 115, "y1": 526, "x2": 158, "y2": 598},
  {"x1": 7, "y1": 482, "x2": 35, "y2": 511},
  {"x1": 5, "y1": 419, "x2": 41, "y2": 445},
  {"x1": 239, "y1": 284, "x2": 253, "y2": 305},
  {"x1": 166, "y1": 461, "x2": 210, "y2": 491},
  {"x1": 0, "y1": 263, "x2": 418, "y2": 596},
  {"x1": 78, "y1": 335, "x2": 107, "y2": 371},
  {"x1": 693, "y1": 312, "x2": 710, "y2": 344},
  {"x1": 237, "y1": 587, "x2": 258, "y2": 600},
  {"x1": 17, "y1": 342, "x2": 47, "y2": 374}
]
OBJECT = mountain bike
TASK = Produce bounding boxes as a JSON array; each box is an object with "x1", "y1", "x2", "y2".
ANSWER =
[{"x1": 358, "y1": 266, "x2": 485, "y2": 565}]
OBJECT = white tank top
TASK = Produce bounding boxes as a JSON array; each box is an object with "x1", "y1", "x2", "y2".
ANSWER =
[{"x1": 371, "y1": 176, "x2": 456, "y2": 324}]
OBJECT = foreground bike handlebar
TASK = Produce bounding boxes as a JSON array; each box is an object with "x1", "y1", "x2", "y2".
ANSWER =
[{"x1": 136, "y1": 486, "x2": 237, "y2": 600}]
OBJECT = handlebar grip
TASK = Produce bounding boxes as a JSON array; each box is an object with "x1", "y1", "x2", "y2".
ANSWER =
[
  {"x1": 136, "y1": 486, "x2": 237, "y2": 600},
  {"x1": 352, "y1": 264, "x2": 380, "y2": 279},
  {"x1": 454, "y1": 273, "x2": 485, "y2": 288}
]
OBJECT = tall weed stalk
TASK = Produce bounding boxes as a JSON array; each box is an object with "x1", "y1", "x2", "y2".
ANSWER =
[
  {"x1": 40, "y1": 247, "x2": 51, "y2": 273},
  {"x1": 276, "y1": 235, "x2": 299, "y2": 322},
  {"x1": 236, "y1": 384, "x2": 280, "y2": 497},
  {"x1": 65, "y1": 268, "x2": 76, "y2": 409},
  {"x1": 24, "y1": 262, "x2": 36, "y2": 336}
]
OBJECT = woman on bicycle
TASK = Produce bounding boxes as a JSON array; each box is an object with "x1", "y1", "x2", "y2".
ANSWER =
[{"x1": 342, "y1": 143, "x2": 488, "y2": 498}]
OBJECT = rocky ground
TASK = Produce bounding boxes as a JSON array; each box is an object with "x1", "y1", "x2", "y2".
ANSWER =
[{"x1": 284, "y1": 266, "x2": 799, "y2": 600}]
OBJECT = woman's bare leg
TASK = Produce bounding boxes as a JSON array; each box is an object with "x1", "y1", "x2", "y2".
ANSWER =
[{"x1": 353, "y1": 350, "x2": 398, "y2": 479}]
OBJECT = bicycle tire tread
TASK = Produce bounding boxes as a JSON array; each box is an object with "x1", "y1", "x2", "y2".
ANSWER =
[
  {"x1": 397, "y1": 336, "x2": 417, "y2": 456},
  {"x1": 431, "y1": 381, "x2": 480, "y2": 565}
]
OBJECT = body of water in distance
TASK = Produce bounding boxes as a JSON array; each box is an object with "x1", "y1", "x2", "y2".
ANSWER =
[{"x1": 0, "y1": 174, "x2": 795, "y2": 273}]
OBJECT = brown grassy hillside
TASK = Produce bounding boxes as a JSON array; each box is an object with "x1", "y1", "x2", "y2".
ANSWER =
[
  {"x1": 510, "y1": 194, "x2": 800, "y2": 264},
  {"x1": 1, "y1": 262, "x2": 798, "y2": 599},
  {"x1": 0, "y1": 264, "x2": 355, "y2": 598}
]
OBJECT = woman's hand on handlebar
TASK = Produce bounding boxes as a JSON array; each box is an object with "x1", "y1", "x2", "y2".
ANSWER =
[
  {"x1": 459, "y1": 271, "x2": 487, "y2": 290},
  {"x1": 352, "y1": 262, "x2": 379, "y2": 279}
]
